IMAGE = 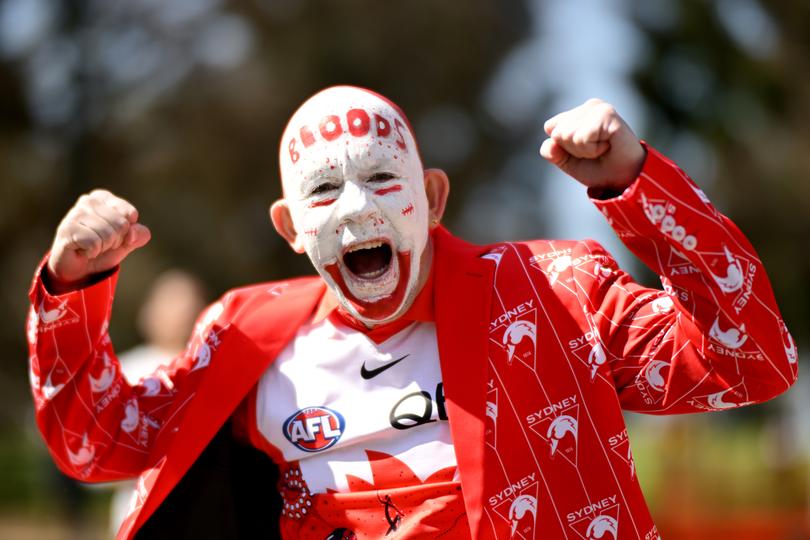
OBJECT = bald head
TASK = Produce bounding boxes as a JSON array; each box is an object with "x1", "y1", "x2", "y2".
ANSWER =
[
  {"x1": 279, "y1": 86, "x2": 423, "y2": 199},
  {"x1": 271, "y1": 86, "x2": 448, "y2": 326}
]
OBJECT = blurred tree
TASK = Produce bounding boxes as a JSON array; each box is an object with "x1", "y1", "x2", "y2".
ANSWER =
[
  {"x1": 630, "y1": 0, "x2": 810, "y2": 346},
  {"x1": 0, "y1": 0, "x2": 529, "y2": 431}
]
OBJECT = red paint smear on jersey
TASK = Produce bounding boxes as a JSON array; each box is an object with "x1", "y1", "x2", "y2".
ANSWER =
[
  {"x1": 374, "y1": 185, "x2": 403, "y2": 196},
  {"x1": 324, "y1": 251, "x2": 411, "y2": 321}
]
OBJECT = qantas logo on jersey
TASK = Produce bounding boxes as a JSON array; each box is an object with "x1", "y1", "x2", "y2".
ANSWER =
[
  {"x1": 283, "y1": 406, "x2": 346, "y2": 452},
  {"x1": 389, "y1": 382, "x2": 448, "y2": 430}
]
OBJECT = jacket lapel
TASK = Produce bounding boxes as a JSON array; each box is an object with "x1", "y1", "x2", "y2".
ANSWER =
[
  {"x1": 434, "y1": 228, "x2": 493, "y2": 539},
  {"x1": 132, "y1": 278, "x2": 325, "y2": 536}
]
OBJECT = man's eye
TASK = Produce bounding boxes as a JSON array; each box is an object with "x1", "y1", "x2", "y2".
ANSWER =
[
  {"x1": 311, "y1": 183, "x2": 337, "y2": 195},
  {"x1": 368, "y1": 172, "x2": 396, "y2": 182}
]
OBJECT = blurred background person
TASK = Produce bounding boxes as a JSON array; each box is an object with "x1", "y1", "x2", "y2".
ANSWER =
[{"x1": 108, "y1": 269, "x2": 207, "y2": 537}]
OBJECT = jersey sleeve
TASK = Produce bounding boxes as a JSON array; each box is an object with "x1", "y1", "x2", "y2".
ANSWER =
[
  {"x1": 571, "y1": 145, "x2": 797, "y2": 414},
  {"x1": 26, "y1": 257, "x2": 231, "y2": 482}
]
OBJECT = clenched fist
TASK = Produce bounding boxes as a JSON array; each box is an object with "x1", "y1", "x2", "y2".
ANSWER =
[
  {"x1": 540, "y1": 98, "x2": 646, "y2": 192},
  {"x1": 46, "y1": 190, "x2": 151, "y2": 294}
]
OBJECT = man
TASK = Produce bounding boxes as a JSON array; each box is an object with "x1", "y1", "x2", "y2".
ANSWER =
[{"x1": 27, "y1": 86, "x2": 797, "y2": 539}]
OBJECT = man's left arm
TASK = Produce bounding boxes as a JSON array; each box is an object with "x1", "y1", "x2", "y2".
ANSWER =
[{"x1": 542, "y1": 99, "x2": 798, "y2": 413}]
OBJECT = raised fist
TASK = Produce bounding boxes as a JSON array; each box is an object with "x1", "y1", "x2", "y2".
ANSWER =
[
  {"x1": 46, "y1": 190, "x2": 151, "y2": 294},
  {"x1": 540, "y1": 98, "x2": 646, "y2": 192}
]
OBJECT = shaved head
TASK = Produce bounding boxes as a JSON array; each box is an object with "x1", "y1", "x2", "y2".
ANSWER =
[{"x1": 272, "y1": 86, "x2": 444, "y2": 326}]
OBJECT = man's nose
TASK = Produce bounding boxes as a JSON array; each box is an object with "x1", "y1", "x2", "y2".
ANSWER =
[{"x1": 336, "y1": 181, "x2": 378, "y2": 224}]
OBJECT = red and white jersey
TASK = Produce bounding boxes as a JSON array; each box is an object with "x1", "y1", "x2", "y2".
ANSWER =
[{"x1": 235, "y1": 314, "x2": 468, "y2": 538}]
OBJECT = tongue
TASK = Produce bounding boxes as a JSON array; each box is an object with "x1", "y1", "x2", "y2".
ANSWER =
[{"x1": 344, "y1": 246, "x2": 391, "y2": 276}]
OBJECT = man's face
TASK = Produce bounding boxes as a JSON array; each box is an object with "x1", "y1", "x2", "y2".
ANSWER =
[{"x1": 278, "y1": 87, "x2": 430, "y2": 325}]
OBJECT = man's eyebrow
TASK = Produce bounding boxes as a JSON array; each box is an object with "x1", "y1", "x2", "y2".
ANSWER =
[{"x1": 357, "y1": 160, "x2": 403, "y2": 175}]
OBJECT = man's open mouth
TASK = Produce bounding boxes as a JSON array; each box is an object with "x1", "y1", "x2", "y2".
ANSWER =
[
  {"x1": 342, "y1": 240, "x2": 393, "y2": 281},
  {"x1": 324, "y1": 239, "x2": 412, "y2": 321}
]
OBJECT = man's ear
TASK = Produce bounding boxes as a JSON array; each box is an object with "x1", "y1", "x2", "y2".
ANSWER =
[
  {"x1": 424, "y1": 169, "x2": 450, "y2": 228},
  {"x1": 270, "y1": 200, "x2": 306, "y2": 254}
]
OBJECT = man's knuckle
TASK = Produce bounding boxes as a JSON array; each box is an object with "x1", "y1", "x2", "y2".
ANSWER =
[{"x1": 599, "y1": 103, "x2": 617, "y2": 117}]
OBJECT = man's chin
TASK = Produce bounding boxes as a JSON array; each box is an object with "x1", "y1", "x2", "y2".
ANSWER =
[{"x1": 324, "y1": 251, "x2": 412, "y2": 324}]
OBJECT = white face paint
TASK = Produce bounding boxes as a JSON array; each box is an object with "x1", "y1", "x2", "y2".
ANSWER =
[{"x1": 279, "y1": 86, "x2": 430, "y2": 325}]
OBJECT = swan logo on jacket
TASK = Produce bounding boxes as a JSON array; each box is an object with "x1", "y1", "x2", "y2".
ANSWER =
[
  {"x1": 490, "y1": 300, "x2": 537, "y2": 371},
  {"x1": 36, "y1": 298, "x2": 80, "y2": 332},
  {"x1": 568, "y1": 496, "x2": 620, "y2": 540},
  {"x1": 529, "y1": 405, "x2": 580, "y2": 467},
  {"x1": 283, "y1": 406, "x2": 346, "y2": 452},
  {"x1": 489, "y1": 473, "x2": 539, "y2": 539},
  {"x1": 705, "y1": 246, "x2": 756, "y2": 314}
]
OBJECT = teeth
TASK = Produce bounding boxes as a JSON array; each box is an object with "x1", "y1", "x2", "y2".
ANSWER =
[
  {"x1": 358, "y1": 267, "x2": 387, "y2": 279},
  {"x1": 346, "y1": 240, "x2": 385, "y2": 253}
]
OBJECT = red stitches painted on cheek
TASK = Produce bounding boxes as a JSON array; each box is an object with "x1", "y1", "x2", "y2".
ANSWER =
[
  {"x1": 374, "y1": 185, "x2": 403, "y2": 196},
  {"x1": 305, "y1": 229, "x2": 318, "y2": 236},
  {"x1": 308, "y1": 199, "x2": 336, "y2": 208},
  {"x1": 401, "y1": 203, "x2": 414, "y2": 216}
]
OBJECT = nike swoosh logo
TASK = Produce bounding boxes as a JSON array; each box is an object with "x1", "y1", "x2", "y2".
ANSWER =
[{"x1": 360, "y1": 354, "x2": 410, "y2": 380}]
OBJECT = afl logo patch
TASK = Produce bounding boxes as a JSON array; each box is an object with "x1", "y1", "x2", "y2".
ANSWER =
[{"x1": 283, "y1": 406, "x2": 346, "y2": 452}]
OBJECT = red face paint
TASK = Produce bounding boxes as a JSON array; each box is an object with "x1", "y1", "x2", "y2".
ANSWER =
[
  {"x1": 401, "y1": 203, "x2": 414, "y2": 216},
  {"x1": 374, "y1": 185, "x2": 403, "y2": 196},
  {"x1": 308, "y1": 198, "x2": 336, "y2": 208},
  {"x1": 324, "y1": 251, "x2": 412, "y2": 321}
]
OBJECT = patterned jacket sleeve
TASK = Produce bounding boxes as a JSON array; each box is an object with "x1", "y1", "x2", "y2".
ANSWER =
[
  {"x1": 25, "y1": 258, "x2": 231, "y2": 481},
  {"x1": 570, "y1": 145, "x2": 798, "y2": 414}
]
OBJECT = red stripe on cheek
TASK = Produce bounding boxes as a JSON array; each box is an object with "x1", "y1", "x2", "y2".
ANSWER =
[
  {"x1": 401, "y1": 203, "x2": 414, "y2": 216},
  {"x1": 308, "y1": 198, "x2": 336, "y2": 208},
  {"x1": 374, "y1": 185, "x2": 403, "y2": 196}
]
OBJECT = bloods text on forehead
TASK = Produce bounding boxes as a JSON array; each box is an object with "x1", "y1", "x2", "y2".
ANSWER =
[{"x1": 287, "y1": 107, "x2": 410, "y2": 166}]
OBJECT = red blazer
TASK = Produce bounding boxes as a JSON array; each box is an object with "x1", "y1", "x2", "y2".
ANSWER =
[{"x1": 26, "y1": 147, "x2": 797, "y2": 539}]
